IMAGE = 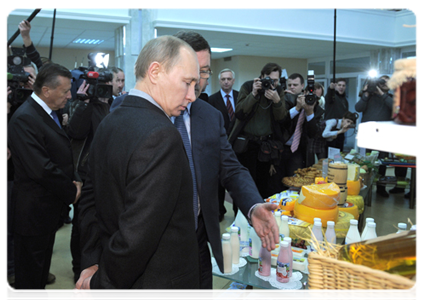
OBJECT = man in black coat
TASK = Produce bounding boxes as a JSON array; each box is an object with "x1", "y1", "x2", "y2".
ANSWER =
[
  {"x1": 208, "y1": 68, "x2": 239, "y2": 220},
  {"x1": 8, "y1": 63, "x2": 83, "y2": 289},
  {"x1": 76, "y1": 36, "x2": 201, "y2": 289}
]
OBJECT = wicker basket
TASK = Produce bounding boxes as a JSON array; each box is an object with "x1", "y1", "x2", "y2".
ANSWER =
[{"x1": 307, "y1": 252, "x2": 415, "y2": 289}]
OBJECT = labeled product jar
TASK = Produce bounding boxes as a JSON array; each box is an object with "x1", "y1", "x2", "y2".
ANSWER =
[{"x1": 388, "y1": 58, "x2": 420, "y2": 126}]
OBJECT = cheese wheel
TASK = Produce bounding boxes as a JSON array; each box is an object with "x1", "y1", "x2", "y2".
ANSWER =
[
  {"x1": 347, "y1": 180, "x2": 361, "y2": 195},
  {"x1": 294, "y1": 201, "x2": 339, "y2": 227},
  {"x1": 298, "y1": 183, "x2": 340, "y2": 209},
  {"x1": 279, "y1": 198, "x2": 297, "y2": 211},
  {"x1": 338, "y1": 202, "x2": 359, "y2": 220},
  {"x1": 346, "y1": 195, "x2": 364, "y2": 214}
]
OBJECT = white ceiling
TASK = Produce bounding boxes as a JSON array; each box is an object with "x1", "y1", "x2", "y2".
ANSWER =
[{"x1": 6, "y1": 9, "x2": 413, "y2": 60}]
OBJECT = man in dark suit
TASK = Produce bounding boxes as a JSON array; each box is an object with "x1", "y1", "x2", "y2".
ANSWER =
[
  {"x1": 208, "y1": 68, "x2": 239, "y2": 220},
  {"x1": 76, "y1": 36, "x2": 201, "y2": 289},
  {"x1": 173, "y1": 31, "x2": 279, "y2": 289},
  {"x1": 8, "y1": 63, "x2": 83, "y2": 289}
]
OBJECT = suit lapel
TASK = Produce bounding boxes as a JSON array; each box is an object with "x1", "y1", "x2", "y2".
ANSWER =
[
  {"x1": 29, "y1": 97, "x2": 68, "y2": 138},
  {"x1": 190, "y1": 100, "x2": 204, "y2": 193}
]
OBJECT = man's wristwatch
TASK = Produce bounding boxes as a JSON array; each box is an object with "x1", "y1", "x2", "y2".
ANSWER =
[{"x1": 247, "y1": 203, "x2": 260, "y2": 226}]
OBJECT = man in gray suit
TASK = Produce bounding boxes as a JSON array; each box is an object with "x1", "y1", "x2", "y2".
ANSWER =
[{"x1": 76, "y1": 36, "x2": 201, "y2": 288}]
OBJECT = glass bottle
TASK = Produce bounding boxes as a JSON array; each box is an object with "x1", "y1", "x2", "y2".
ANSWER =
[{"x1": 337, "y1": 230, "x2": 416, "y2": 278}]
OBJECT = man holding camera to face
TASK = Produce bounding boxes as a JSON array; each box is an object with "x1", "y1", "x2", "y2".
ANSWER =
[{"x1": 229, "y1": 63, "x2": 287, "y2": 199}]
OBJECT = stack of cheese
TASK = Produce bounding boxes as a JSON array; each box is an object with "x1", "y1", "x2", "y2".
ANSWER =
[
  {"x1": 294, "y1": 182, "x2": 340, "y2": 227},
  {"x1": 340, "y1": 163, "x2": 362, "y2": 220}
]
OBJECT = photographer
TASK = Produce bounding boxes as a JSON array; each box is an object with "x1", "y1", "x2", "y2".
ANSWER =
[
  {"x1": 65, "y1": 77, "x2": 111, "y2": 283},
  {"x1": 322, "y1": 111, "x2": 358, "y2": 142},
  {"x1": 279, "y1": 73, "x2": 323, "y2": 178},
  {"x1": 355, "y1": 75, "x2": 400, "y2": 197},
  {"x1": 228, "y1": 63, "x2": 287, "y2": 198}
]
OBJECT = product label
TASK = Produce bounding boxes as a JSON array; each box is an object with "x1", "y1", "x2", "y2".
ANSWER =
[
  {"x1": 258, "y1": 257, "x2": 263, "y2": 272},
  {"x1": 249, "y1": 238, "x2": 252, "y2": 256},
  {"x1": 276, "y1": 261, "x2": 290, "y2": 279}
]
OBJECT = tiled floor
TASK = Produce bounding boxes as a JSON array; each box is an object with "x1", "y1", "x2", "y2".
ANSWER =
[{"x1": 10, "y1": 166, "x2": 416, "y2": 290}]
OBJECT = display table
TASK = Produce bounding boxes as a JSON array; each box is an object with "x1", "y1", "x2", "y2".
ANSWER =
[{"x1": 212, "y1": 256, "x2": 308, "y2": 290}]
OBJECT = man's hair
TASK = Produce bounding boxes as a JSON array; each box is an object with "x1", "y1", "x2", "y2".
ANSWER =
[
  {"x1": 33, "y1": 63, "x2": 72, "y2": 94},
  {"x1": 173, "y1": 30, "x2": 211, "y2": 54},
  {"x1": 109, "y1": 66, "x2": 124, "y2": 75},
  {"x1": 23, "y1": 62, "x2": 38, "y2": 75},
  {"x1": 218, "y1": 68, "x2": 235, "y2": 80},
  {"x1": 336, "y1": 78, "x2": 347, "y2": 84},
  {"x1": 288, "y1": 73, "x2": 304, "y2": 85},
  {"x1": 261, "y1": 63, "x2": 282, "y2": 78},
  {"x1": 343, "y1": 111, "x2": 359, "y2": 124},
  {"x1": 134, "y1": 35, "x2": 192, "y2": 80}
]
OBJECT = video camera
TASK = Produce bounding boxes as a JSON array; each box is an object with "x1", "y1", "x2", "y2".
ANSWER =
[
  {"x1": 304, "y1": 70, "x2": 317, "y2": 105},
  {"x1": 7, "y1": 47, "x2": 33, "y2": 106},
  {"x1": 365, "y1": 77, "x2": 385, "y2": 94}
]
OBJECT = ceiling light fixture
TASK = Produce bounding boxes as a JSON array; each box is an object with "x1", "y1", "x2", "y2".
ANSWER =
[
  {"x1": 73, "y1": 38, "x2": 104, "y2": 45},
  {"x1": 211, "y1": 47, "x2": 233, "y2": 53}
]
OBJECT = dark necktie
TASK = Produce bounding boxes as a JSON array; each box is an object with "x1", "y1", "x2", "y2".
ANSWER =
[
  {"x1": 225, "y1": 94, "x2": 234, "y2": 121},
  {"x1": 291, "y1": 110, "x2": 305, "y2": 153},
  {"x1": 174, "y1": 111, "x2": 198, "y2": 229},
  {"x1": 50, "y1": 110, "x2": 62, "y2": 128}
]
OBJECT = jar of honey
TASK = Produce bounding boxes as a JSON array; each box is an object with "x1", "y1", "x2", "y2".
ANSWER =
[{"x1": 388, "y1": 58, "x2": 416, "y2": 125}]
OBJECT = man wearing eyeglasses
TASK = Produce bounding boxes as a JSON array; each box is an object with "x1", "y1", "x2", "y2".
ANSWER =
[{"x1": 229, "y1": 63, "x2": 287, "y2": 199}]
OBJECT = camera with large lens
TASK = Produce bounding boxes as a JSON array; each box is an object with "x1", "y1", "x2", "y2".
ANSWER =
[
  {"x1": 366, "y1": 78, "x2": 385, "y2": 94},
  {"x1": 304, "y1": 70, "x2": 317, "y2": 105},
  {"x1": 260, "y1": 76, "x2": 274, "y2": 91},
  {"x1": 7, "y1": 47, "x2": 33, "y2": 106},
  {"x1": 77, "y1": 67, "x2": 113, "y2": 100}
]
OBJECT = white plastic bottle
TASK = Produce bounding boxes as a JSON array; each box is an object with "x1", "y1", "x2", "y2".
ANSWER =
[
  {"x1": 276, "y1": 241, "x2": 290, "y2": 283},
  {"x1": 361, "y1": 221, "x2": 377, "y2": 241},
  {"x1": 274, "y1": 211, "x2": 282, "y2": 238},
  {"x1": 283, "y1": 237, "x2": 293, "y2": 277},
  {"x1": 361, "y1": 217, "x2": 374, "y2": 240},
  {"x1": 249, "y1": 226, "x2": 261, "y2": 259},
  {"x1": 258, "y1": 246, "x2": 271, "y2": 276},
  {"x1": 280, "y1": 215, "x2": 290, "y2": 241},
  {"x1": 325, "y1": 221, "x2": 336, "y2": 244},
  {"x1": 234, "y1": 210, "x2": 249, "y2": 255},
  {"x1": 411, "y1": 224, "x2": 416, "y2": 230},
  {"x1": 346, "y1": 219, "x2": 361, "y2": 244},
  {"x1": 397, "y1": 223, "x2": 407, "y2": 233},
  {"x1": 310, "y1": 221, "x2": 323, "y2": 251},
  {"x1": 230, "y1": 226, "x2": 240, "y2": 264},
  {"x1": 222, "y1": 233, "x2": 232, "y2": 273}
]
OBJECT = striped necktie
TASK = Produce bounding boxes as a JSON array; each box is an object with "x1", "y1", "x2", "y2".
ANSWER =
[
  {"x1": 291, "y1": 110, "x2": 305, "y2": 153},
  {"x1": 225, "y1": 94, "x2": 234, "y2": 121},
  {"x1": 174, "y1": 111, "x2": 199, "y2": 230},
  {"x1": 50, "y1": 110, "x2": 62, "y2": 128}
]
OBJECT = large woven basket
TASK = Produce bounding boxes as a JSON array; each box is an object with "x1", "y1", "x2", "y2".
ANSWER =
[{"x1": 307, "y1": 252, "x2": 415, "y2": 289}]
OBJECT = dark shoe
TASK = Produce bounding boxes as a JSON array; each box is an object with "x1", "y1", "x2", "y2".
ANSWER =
[
  {"x1": 47, "y1": 273, "x2": 56, "y2": 285},
  {"x1": 6, "y1": 276, "x2": 15, "y2": 298},
  {"x1": 389, "y1": 187, "x2": 405, "y2": 194},
  {"x1": 376, "y1": 189, "x2": 389, "y2": 197}
]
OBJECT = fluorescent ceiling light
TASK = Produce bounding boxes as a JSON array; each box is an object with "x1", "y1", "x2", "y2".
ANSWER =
[
  {"x1": 211, "y1": 47, "x2": 232, "y2": 53},
  {"x1": 73, "y1": 38, "x2": 104, "y2": 45}
]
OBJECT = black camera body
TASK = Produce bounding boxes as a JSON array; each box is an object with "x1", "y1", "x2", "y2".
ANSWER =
[
  {"x1": 7, "y1": 47, "x2": 33, "y2": 106},
  {"x1": 366, "y1": 78, "x2": 385, "y2": 94},
  {"x1": 77, "y1": 67, "x2": 113, "y2": 100},
  {"x1": 260, "y1": 76, "x2": 274, "y2": 91},
  {"x1": 304, "y1": 70, "x2": 317, "y2": 105}
]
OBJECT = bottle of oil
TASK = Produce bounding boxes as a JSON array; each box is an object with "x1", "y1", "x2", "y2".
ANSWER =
[{"x1": 337, "y1": 230, "x2": 416, "y2": 278}]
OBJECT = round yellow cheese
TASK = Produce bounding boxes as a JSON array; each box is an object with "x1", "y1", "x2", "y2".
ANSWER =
[
  {"x1": 294, "y1": 201, "x2": 339, "y2": 227},
  {"x1": 347, "y1": 180, "x2": 361, "y2": 195},
  {"x1": 298, "y1": 183, "x2": 340, "y2": 210},
  {"x1": 338, "y1": 202, "x2": 359, "y2": 220}
]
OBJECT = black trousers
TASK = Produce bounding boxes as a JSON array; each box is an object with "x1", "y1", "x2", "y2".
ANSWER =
[
  {"x1": 14, "y1": 231, "x2": 56, "y2": 289},
  {"x1": 196, "y1": 213, "x2": 212, "y2": 289}
]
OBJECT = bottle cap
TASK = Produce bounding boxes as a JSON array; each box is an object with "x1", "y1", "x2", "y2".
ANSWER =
[
  {"x1": 284, "y1": 237, "x2": 292, "y2": 244},
  {"x1": 366, "y1": 217, "x2": 374, "y2": 223},
  {"x1": 231, "y1": 226, "x2": 239, "y2": 233},
  {"x1": 282, "y1": 215, "x2": 289, "y2": 221},
  {"x1": 315, "y1": 221, "x2": 322, "y2": 227},
  {"x1": 327, "y1": 221, "x2": 335, "y2": 227},
  {"x1": 368, "y1": 222, "x2": 376, "y2": 228},
  {"x1": 280, "y1": 241, "x2": 289, "y2": 247},
  {"x1": 398, "y1": 223, "x2": 407, "y2": 229},
  {"x1": 222, "y1": 233, "x2": 230, "y2": 240},
  {"x1": 314, "y1": 218, "x2": 321, "y2": 224},
  {"x1": 275, "y1": 211, "x2": 281, "y2": 217},
  {"x1": 350, "y1": 219, "x2": 358, "y2": 225}
]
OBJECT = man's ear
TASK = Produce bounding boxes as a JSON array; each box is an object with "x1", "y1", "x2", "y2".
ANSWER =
[{"x1": 147, "y1": 61, "x2": 161, "y2": 84}]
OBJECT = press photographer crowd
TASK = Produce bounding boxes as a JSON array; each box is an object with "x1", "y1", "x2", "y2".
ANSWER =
[{"x1": 6, "y1": 13, "x2": 415, "y2": 291}]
